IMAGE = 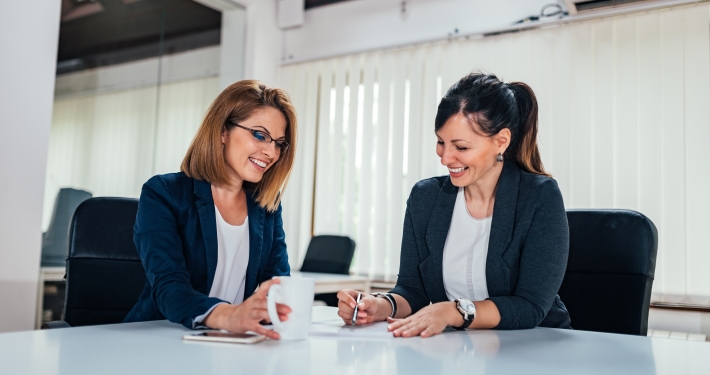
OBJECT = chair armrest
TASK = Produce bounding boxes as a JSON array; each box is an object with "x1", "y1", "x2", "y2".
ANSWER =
[{"x1": 41, "y1": 320, "x2": 71, "y2": 329}]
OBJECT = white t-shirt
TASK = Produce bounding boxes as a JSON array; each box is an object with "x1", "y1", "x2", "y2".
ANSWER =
[
  {"x1": 209, "y1": 207, "x2": 250, "y2": 305},
  {"x1": 442, "y1": 187, "x2": 492, "y2": 302}
]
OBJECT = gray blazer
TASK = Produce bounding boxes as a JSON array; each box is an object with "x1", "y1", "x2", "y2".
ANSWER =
[{"x1": 390, "y1": 160, "x2": 571, "y2": 329}]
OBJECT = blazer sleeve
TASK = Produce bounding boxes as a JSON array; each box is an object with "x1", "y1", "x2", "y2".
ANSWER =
[
  {"x1": 134, "y1": 175, "x2": 224, "y2": 329},
  {"x1": 260, "y1": 203, "x2": 291, "y2": 281},
  {"x1": 488, "y1": 179, "x2": 570, "y2": 329},
  {"x1": 389, "y1": 198, "x2": 430, "y2": 313}
]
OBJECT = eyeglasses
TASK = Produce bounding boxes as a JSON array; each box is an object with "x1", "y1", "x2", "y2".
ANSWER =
[{"x1": 229, "y1": 122, "x2": 289, "y2": 154}]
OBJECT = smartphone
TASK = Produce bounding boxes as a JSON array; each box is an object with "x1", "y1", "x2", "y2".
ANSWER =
[{"x1": 182, "y1": 331, "x2": 266, "y2": 344}]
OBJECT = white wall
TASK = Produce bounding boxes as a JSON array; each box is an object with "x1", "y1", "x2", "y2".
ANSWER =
[
  {"x1": 283, "y1": 0, "x2": 565, "y2": 63},
  {"x1": 0, "y1": 1, "x2": 61, "y2": 332}
]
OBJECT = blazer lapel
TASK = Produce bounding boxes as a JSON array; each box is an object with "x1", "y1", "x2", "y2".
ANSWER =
[
  {"x1": 244, "y1": 191, "x2": 264, "y2": 298},
  {"x1": 194, "y1": 179, "x2": 219, "y2": 293},
  {"x1": 421, "y1": 177, "x2": 458, "y2": 303},
  {"x1": 486, "y1": 160, "x2": 520, "y2": 297}
]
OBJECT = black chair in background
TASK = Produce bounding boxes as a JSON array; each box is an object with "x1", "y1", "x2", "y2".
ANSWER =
[
  {"x1": 43, "y1": 198, "x2": 145, "y2": 328},
  {"x1": 300, "y1": 235, "x2": 356, "y2": 306},
  {"x1": 558, "y1": 209, "x2": 658, "y2": 336},
  {"x1": 300, "y1": 235, "x2": 356, "y2": 275},
  {"x1": 41, "y1": 188, "x2": 92, "y2": 267}
]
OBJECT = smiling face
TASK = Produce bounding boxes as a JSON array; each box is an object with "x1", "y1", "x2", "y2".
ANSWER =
[
  {"x1": 221, "y1": 106, "x2": 287, "y2": 186},
  {"x1": 436, "y1": 113, "x2": 510, "y2": 188}
]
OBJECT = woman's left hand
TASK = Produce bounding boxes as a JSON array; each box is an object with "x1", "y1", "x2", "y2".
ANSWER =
[{"x1": 386, "y1": 301, "x2": 460, "y2": 338}]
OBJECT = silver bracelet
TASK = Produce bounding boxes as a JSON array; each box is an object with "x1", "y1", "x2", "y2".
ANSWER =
[{"x1": 371, "y1": 292, "x2": 397, "y2": 319}]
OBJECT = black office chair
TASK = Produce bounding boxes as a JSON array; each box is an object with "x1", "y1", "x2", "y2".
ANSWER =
[
  {"x1": 300, "y1": 235, "x2": 356, "y2": 307},
  {"x1": 558, "y1": 209, "x2": 658, "y2": 336},
  {"x1": 300, "y1": 235, "x2": 356, "y2": 275},
  {"x1": 41, "y1": 188, "x2": 92, "y2": 267},
  {"x1": 42, "y1": 197, "x2": 145, "y2": 328}
]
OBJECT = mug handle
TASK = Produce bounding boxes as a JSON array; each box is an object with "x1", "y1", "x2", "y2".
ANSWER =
[{"x1": 267, "y1": 284, "x2": 285, "y2": 330}]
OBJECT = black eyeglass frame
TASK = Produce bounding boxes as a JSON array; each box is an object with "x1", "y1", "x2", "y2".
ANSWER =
[{"x1": 228, "y1": 122, "x2": 290, "y2": 154}]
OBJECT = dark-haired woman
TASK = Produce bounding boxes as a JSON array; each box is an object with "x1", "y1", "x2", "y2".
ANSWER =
[
  {"x1": 337, "y1": 73, "x2": 571, "y2": 337},
  {"x1": 124, "y1": 80, "x2": 296, "y2": 340}
]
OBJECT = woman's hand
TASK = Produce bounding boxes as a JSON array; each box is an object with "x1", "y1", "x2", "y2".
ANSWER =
[
  {"x1": 386, "y1": 301, "x2": 460, "y2": 338},
  {"x1": 336, "y1": 289, "x2": 390, "y2": 325},
  {"x1": 204, "y1": 278, "x2": 291, "y2": 340}
]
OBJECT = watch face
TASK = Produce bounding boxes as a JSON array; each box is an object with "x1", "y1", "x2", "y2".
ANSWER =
[{"x1": 459, "y1": 299, "x2": 475, "y2": 313}]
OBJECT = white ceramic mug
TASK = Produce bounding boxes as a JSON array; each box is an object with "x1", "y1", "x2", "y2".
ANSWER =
[{"x1": 267, "y1": 276, "x2": 315, "y2": 340}]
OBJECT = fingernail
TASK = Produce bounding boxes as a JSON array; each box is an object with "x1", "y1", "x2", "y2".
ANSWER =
[
  {"x1": 350, "y1": 303, "x2": 355, "y2": 308},
  {"x1": 358, "y1": 303, "x2": 365, "y2": 308}
]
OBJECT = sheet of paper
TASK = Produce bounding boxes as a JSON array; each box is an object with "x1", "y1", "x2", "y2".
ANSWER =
[{"x1": 309, "y1": 306, "x2": 393, "y2": 339}]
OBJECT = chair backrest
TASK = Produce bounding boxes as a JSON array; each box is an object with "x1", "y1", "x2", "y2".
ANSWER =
[
  {"x1": 64, "y1": 197, "x2": 145, "y2": 327},
  {"x1": 300, "y1": 235, "x2": 356, "y2": 275},
  {"x1": 42, "y1": 188, "x2": 92, "y2": 267},
  {"x1": 558, "y1": 209, "x2": 658, "y2": 335}
]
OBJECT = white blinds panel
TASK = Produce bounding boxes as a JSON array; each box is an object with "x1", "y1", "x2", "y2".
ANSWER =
[
  {"x1": 683, "y1": 6, "x2": 710, "y2": 295},
  {"x1": 279, "y1": 64, "x2": 307, "y2": 267},
  {"x1": 659, "y1": 9, "x2": 687, "y2": 294},
  {"x1": 342, "y1": 57, "x2": 361, "y2": 238},
  {"x1": 549, "y1": 29, "x2": 572, "y2": 201},
  {"x1": 154, "y1": 78, "x2": 218, "y2": 175},
  {"x1": 387, "y1": 51, "x2": 409, "y2": 279},
  {"x1": 420, "y1": 45, "x2": 444, "y2": 178},
  {"x1": 569, "y1": 23, "x2": 593, "y2": 208},
  {"x1": 406, "y1": 49, "x2": 425, "y2": 194},
  {"x1": 529, "y1": 30, "x2": 554, "y2": 172},
  {"x1": 636, "y1": 13, "x2": 664, "y2": 290},
  {"x1": 372, "y1": 52, "x2": 393, "y2": 277},
  {"x1": 591, "y1": 20, "x2": 615, "y2": 208},
  {"x1": 509, "y1": 32, "x2": 532, "y2": 82},
  {"x1": 614, "y1": 17, "x2": 640, "y2": 211},
  {"x1": 439, "y1": 43, "x2": 460, "y2": 99},
  {"x1": 295, "y1": 64, "x2": 321, "y2": 266},
  {"x1": 331, "y1": 59, "x2": 348, "y2": 233},
  {"x1": 353, "y1": 54, "x2": 377, "y2": 275},
  {"x1": 313, "y1": 61, "x2": 335, "y2": 235}
]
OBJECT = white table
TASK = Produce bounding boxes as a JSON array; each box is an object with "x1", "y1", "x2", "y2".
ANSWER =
[
  {"x1": 35, "y1": 268, "x2": 371, "y2": 328},
  {"x1": 6, "y1": 307, "x2": 710, "y2": 374}
]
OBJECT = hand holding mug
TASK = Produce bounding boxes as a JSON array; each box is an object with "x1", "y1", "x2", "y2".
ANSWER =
[{"x1": 204, "y1": 278, "x2": 291, "y2": 340}]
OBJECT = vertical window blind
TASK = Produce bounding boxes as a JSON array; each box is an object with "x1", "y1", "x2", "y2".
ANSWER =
[
  {"x1": 278, "y1": 3, "x2": 710, "y2": 294},
  {"x1": 44, "y1": 77, "x2": 219, "y2": 229}
]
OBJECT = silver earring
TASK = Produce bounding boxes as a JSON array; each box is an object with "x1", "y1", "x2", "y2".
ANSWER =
[{"x1": 496, "y1": 153, "x2": 503, "y2": 162}]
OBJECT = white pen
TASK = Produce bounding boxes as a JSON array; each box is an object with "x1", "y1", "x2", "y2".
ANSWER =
[{"x1": 351, "y1": 292, "x2": 362, "y2": 326}]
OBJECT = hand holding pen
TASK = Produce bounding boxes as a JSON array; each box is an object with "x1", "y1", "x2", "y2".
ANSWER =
[{"x1": 335, "y1": 289, "x2": 386, "y2": 325}]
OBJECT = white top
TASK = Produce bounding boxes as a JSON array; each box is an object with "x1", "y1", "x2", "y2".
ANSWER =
[
  {"x1": 209, "y1": 207, "x2": 250, "y2": 304},
  {"x1": 442, "y1": 187, "x2": 492, "y2": 302}
]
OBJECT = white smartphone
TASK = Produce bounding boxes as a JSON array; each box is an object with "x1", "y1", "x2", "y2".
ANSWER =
[{"x1": 182, "y1": 331, "x2": 266, "y2": 344}]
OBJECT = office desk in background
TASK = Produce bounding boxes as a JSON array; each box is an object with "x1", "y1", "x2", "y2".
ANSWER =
[
  {"x1": 36, "y1": 267, "x2": 371, "y2": 329},
  {"x1": 5, "y1": 307, "x2": 710, "y2": 374}
]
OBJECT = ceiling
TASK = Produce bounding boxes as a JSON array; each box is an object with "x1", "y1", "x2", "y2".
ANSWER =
[{"x1": 57, "y1": 0, "x2": 353, "y2": 74}]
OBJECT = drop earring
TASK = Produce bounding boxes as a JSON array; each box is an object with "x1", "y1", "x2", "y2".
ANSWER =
[{"x1": 496, "y1": 153, "x2": 503, "y2": 162}]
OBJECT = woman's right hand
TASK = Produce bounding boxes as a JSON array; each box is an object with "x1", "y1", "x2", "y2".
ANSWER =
[
  {"x1": 336, "y1": 289, "x2": 388, "y2": 325},
  {"x1": 204, "y1": 278, "x2": 291, "y2": 340}
]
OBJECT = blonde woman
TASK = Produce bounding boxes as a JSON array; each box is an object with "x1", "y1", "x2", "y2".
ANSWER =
[{"x1": 125, "y1": 81, "x2": 297, "y2": 340}]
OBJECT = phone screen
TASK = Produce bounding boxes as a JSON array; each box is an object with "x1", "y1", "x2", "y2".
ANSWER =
[
  {"x1": 182, "y1": 331, "x2": 266, "y2": 344},
  {"x1": 200, "y1": 332, "x2": 259, "y2": 339}
]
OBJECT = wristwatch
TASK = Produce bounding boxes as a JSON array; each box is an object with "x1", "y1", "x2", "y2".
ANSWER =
[{"x1": 454, "y1": 298, "x2": 476, "y2": 330}]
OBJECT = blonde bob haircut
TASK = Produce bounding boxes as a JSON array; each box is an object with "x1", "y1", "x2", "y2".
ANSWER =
[{"x1": 181, "y1": 80, "x2": 297, "y2": 212}]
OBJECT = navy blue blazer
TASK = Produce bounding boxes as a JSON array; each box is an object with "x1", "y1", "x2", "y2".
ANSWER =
[
  {"x1": 390, "y1": 160, "x2": 571, "y2": 329},
  {"x1": 124, "y1": 172, "x2": 290, "y2": 328}
]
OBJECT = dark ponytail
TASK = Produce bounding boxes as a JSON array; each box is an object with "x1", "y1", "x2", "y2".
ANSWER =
[{"x1": 434, "y1": 73, "x2": 549, "y2": 177}]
